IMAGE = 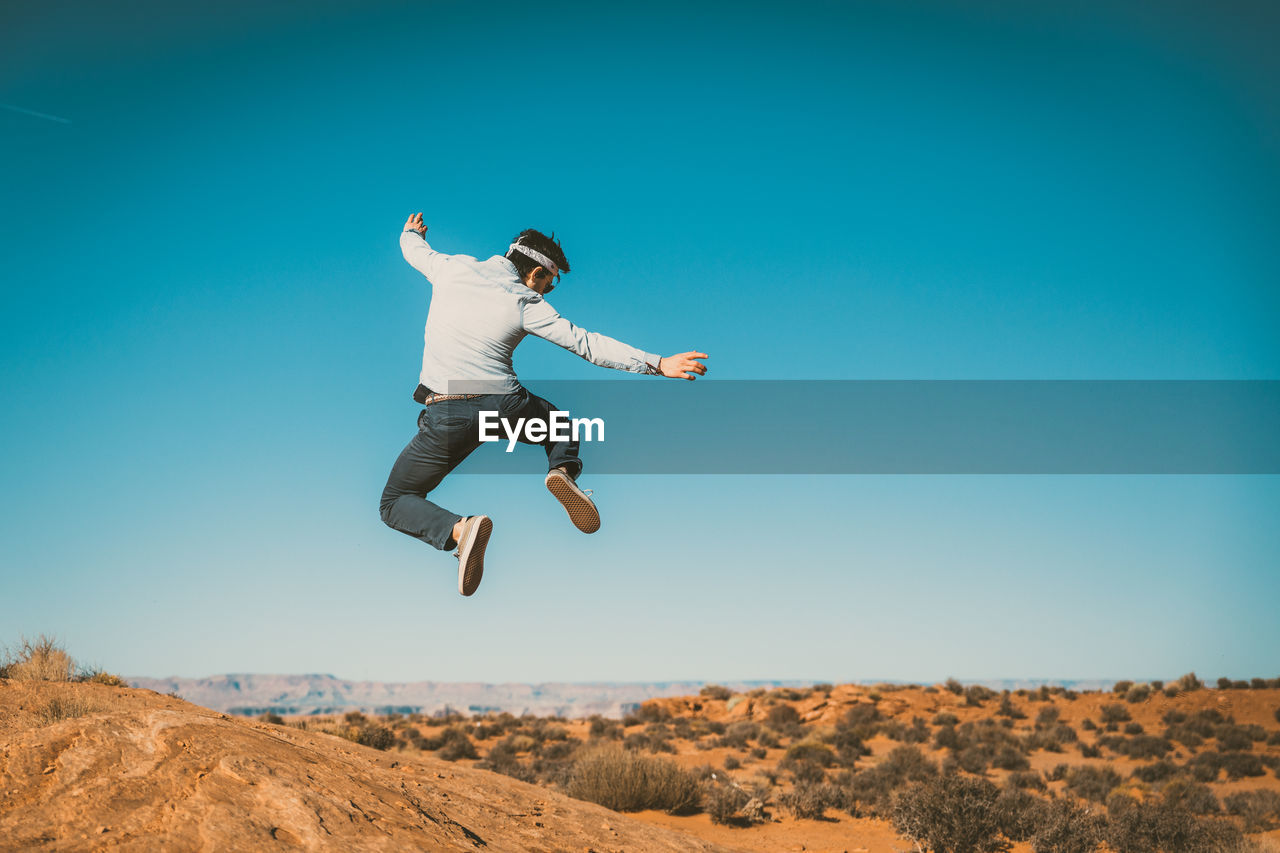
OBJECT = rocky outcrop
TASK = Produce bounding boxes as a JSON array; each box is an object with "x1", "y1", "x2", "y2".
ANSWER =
[{"x1": 0, "y1": 681, "x2": 739, "y2": 852}]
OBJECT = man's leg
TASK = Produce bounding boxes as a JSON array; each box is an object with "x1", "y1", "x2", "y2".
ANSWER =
[
  {"x1": 509, "y1": 389, "x2": 582, "y2": 479},
  {"x1": 513, "y1": 389, "x2": 600, "y2": 533},
  {"x1": 379, "y1": 403, "x2": 483, "y2": 551}
]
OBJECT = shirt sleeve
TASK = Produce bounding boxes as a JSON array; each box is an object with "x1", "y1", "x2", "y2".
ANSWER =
[
  {"x1": 400, "y1": 230, "x2": 452, "y2": 283},
  {"x1": 521, "y1": 298, "x2": 662, "y2": 375}
]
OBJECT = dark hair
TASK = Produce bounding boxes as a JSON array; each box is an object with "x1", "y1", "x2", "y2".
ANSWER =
[{"x1": 505, "y1": 229, "x2": 570, "y2": 279}]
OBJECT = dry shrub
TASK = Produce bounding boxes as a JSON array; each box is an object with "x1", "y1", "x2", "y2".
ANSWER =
[
  {"x1": 703, "y1": 778, "x2": 770, "y2": 826},
  {"x1": 356, "y1": 724, "x2": 396, "y2": 751},
  {"x1": 1107, "y1": 791, "x2": 1245, "y2": 853},
  {"x1": 3, "y1": 635, "x2": 73, "y2": 681},
  {"x1": 779, "y1": 782, "x2": 843, "y2": 820},
  {"x1": 1099, "y1": 703, "x2": 1130, "y2": 724},
  {"x1": 37, "y1": 695, "x2": 96, "y2": 724},
  {"x1": 1124, "y1": 684, "x2": 1151, "y2": 703},
  {"x1": 1064, "y1": 766, "x2": 1121, "y2": 803},
  {"x1": 1224, "y1": 789, "x2": 1280, "y2": 832},
  {"x1": 1029, "y1": 796, "x2": 1106, "y2": 853},
  {"x1": 566, "y1": 746, "x2": 700, "y2": 814},
  {"x1": 436, "y1": 727, "x2": 478, "y2": 760},
  {"x1": 891, "y1": 774, "x2": 1010, "y2": 853},
  {"x1": 85, "y1": 671, "x2": 129, "y2": 687}
]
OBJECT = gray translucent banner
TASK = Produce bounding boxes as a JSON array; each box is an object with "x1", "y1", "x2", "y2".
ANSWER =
[{"x1": 434, "y1": 380, "x2": 1280, "y2": 474}]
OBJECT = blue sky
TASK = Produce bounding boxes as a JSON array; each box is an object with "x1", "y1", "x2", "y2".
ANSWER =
[{"x1": 2, "y1": 0, "x2": 1277, "y2": 684}]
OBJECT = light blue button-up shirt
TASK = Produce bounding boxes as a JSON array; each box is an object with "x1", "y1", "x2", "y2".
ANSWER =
[{"x1": 401, "y1": 231, "x2": 662, "y2": 394}]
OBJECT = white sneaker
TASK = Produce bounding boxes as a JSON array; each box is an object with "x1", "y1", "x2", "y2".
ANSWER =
[
  {"x1": 545, "y1": 469, "x2": 600, "y2": 534},
  {"x1": 453, "y1": 515, "x2": 492, "y2": 596}
]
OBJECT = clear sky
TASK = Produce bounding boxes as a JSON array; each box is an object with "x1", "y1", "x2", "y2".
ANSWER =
[{"x1": 2, "y1": 0, "x2": 1277, "y2": 684}]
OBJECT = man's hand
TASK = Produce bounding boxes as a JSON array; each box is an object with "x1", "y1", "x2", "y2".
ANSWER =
[
  {"x1": 403, "y1": 212, "x2": 427, "y2": 236},
  {"x1": 659, "y1": 352, "x2": 708, "y2": 380}
]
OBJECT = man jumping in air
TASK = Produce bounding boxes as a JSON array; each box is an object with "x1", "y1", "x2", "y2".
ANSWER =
[{"x1": 380, "y1": 212, "x2": 708, "y2": 596}]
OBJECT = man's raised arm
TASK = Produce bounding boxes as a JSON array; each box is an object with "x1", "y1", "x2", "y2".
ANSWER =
[{"x1": 399, "y1": 211, "x2": 451, "y2": 281}]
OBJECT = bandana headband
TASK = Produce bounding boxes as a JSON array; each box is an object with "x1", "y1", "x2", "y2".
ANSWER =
[{"x1": 508, "y1": 242, "x2": 560, "y2": 276}]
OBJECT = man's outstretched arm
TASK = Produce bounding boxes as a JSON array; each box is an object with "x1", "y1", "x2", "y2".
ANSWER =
[
  {"x1": 521, "y1": 298, "x2": 708, "y2": 379},
  {"x1": 399, "y1": 212, "x2": 451, "y2": 282}
]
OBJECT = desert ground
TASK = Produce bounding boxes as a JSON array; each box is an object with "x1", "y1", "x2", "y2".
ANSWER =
[{"x1": 3, "y1": 645, "x2": 1280, "y2": 852}]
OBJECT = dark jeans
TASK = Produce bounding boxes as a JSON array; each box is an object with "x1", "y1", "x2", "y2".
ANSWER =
[{"x1": 380, "y1": 386, "x2": 582, "y2": 551}]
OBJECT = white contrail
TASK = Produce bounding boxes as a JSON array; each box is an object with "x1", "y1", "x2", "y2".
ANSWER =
[{"x1": 0, "y1": 102, "x2": 72, "y2": 124}]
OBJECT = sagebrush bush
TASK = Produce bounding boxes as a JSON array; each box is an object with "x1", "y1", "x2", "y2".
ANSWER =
[
  {"x1": 997, "y1": 693, "x2": 1026, "y2": 719},
  {"x1": 699, "y1": 684, "x2": 732, "y2": 701},
  {"x1": 993, "y1": 744, "x2": 1030, "y2": 771},
  {"x1": 782, "y1": 741, "x2": 835, "y2": 769},
  {"x1": 1160, "y1": 777, "x2": 1219, "y2": 815},
  {"x1": 1029, "y1": 796, "x2": 1106, "y2": 853},
  {"x1": 904, "y1": 717, "x2": 931, "y2": 744},
  {"x1": 1099, "y1": 703, "x2": 1130, "y2": 724},
  {"x1": 1130, "y1": 759, "x2": 1178, "y2": 783},
  {"x1": 1215, "y1": 723, "x2": 1256, "y2": 751},
  {"x1": 1103, "y1": 734, "x2": 1171, "y2": 760},
  {"x1": 956, "y1": 744, "x2": 996, "y2": 774},
  {"x1": 992, "y1": 788, "x2": 1039, "y2": 842},
  {"x1": 36, "y1": 695, "x2": 96, "y2": 724},
  {"x1": 477, "y1": 743, "x2": 536, "y2": 782},
  {"x1": 891, "y1": 774, "x2": 1010, "y2": 853},
  {"x1": 765, "y1": 704, "x2": 801, "y2": 732},
  {"x1": 1106, "y1": 792, "x2": 1245, "y2": 853},
  {"x1": 1035, "y1": 706, "x2": 1060, "y2": 727},
  {"x1": 1223, "y1": 789, "x2": 1280, "y2": 832},
  {"x1": 567, "y1": 746, "x2": 700, "y2": 814},
  {"x1": 1220, "y1": 750, "x2": 1266, "y2": 780},
  {"x1": 436, "y1": 728, "x2": 478, "y2": 761},
  {"x1": 1006, "y1": 770, "x2": 1046, "y2": 791},
  {"x1": 780, "y1": 782, "x2": 842, "y2": 820},
  {"x1": 718, "y1": 720, "x2": 759, "y2": 749},
  {"x1": 835, "y1": 745, "x2": 938, "y2": 818},
  {"x1": 1064, "y1": 766, "x2": 1121, "y2": 803},
  {"x1": 703, "y1": 780, "x2": 750, "y2": 825},
  {"x1": 2, "y1": 635, "x2": 74, "y2": 681},
  {"x1": 82, "y1": 670, "x2": 129, "y2": 687}
]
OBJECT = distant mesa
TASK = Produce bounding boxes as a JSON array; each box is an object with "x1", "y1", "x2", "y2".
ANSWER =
[{"x1": 127, "y1": 674, "x2": 1115, "y2": 718}]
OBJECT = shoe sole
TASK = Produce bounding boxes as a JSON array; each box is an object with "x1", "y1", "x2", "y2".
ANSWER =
[
  {"x1": 545, "y1": 471, "x2": 601, "y2": 534},
  {"x1": 457, "y1": 516, "x2": 492, "y2": 596}
]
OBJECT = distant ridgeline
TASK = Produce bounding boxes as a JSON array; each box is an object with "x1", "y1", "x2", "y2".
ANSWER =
[{"x1": 125, "y1": 674, "x2": 1114, "y2": 718}]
